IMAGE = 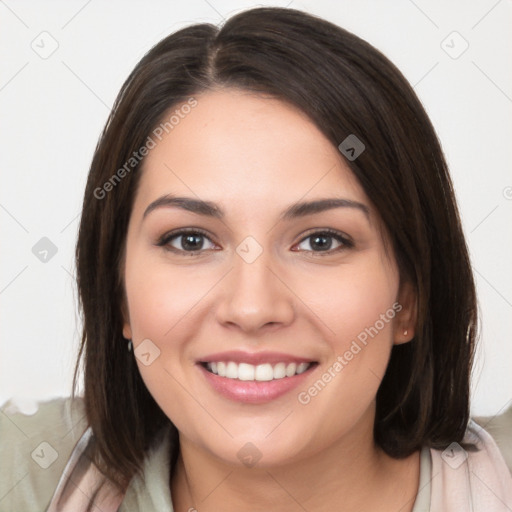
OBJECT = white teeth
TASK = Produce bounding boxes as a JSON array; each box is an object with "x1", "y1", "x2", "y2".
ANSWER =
[
  {"x1": 226, "y1": 362, "x2": 238, "y2": 378},
  {"x1": 273, "y1": 362, "x2": 286, "y2": 379},
  {"x1": 296, "y1": 362, "x2": 309, "y2": 374},
  {"x1": 255, "y1": 364, "x2": 273, "y2": 381},
  {"x1": 286, "y1": 363, "x2": 297, "y2": 377},
  {"x1": 205, "y1": 361, "x2": 312, "y2": 381},
  {"x1": 238, "y1": 363, "x2": 255, "y2": 381},
  {"x1": 217, "y1": 362, "x2": 226, "y2": 377}
]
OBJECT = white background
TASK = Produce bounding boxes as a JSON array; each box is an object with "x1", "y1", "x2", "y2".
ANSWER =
[{"x1": 1, "y1": 0, "x2": 511, "y2": 417}]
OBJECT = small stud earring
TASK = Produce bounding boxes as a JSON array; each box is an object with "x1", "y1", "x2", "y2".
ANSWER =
[{"x1": 403, "y1": 329, "x2": 408, "y2": 336}]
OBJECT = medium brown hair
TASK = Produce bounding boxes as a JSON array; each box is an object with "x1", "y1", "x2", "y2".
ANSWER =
[{"x1": 74, "y1": 6, "x2": 477, "y2": 490}]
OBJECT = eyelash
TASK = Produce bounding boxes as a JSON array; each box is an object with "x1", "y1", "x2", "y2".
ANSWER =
[{"x1": 155, "y1": 228, "x2": 354, "y2": 257}]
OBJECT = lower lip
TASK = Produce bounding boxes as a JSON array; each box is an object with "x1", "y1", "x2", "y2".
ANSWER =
[{"x1": 198, "y1": 363, "x2": 316, "y2": 404}]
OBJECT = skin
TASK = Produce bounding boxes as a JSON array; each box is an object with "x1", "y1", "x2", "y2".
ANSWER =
[{"x1": 121, "y1": 88, "x2": 420, "y2": 512}]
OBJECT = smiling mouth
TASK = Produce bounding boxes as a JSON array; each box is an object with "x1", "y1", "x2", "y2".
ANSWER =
[{"x1": 200, "y1": 361, "x2": 318, "y2": 381}]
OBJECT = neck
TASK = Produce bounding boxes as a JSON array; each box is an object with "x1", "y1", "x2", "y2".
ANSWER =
[{"x1": 170, "y1": 407, "x2": 420, "y2": 512}]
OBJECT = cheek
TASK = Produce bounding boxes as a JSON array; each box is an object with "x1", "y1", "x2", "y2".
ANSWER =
[
  {"x1": 124, "y1": 257, "x2": 204, "y2": 435},
  {"x1": 293, "y1": 254, "x2": 399, "y2": 420},
  {"x1": 298, "y1": 255, "x2": 399, "y2": 351},
  {"x1": 124, "y1": 248, "x2": 213, "y2": 340},
  {"x1": 123, "y1": 249, "x2": 220, "y2": 431}
]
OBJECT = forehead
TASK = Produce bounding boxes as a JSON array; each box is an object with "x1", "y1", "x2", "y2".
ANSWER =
[{"x1": 134, "y1": 89, "x2": 370, "y2": 217}]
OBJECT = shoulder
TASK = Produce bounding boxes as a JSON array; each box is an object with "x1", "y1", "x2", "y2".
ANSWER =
[
  {"x1": 427, "y1": 411, "x2": 512, "y2": 510},
  {"x1": 473, "y1": 406, "x2": 512, "y2": 475},
  {"x1": 0, "y1": 396, "x2": 88, "y2": 512}
]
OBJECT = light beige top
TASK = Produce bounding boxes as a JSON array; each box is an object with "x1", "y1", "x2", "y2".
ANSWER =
[{"x1": 1, "y1": 397, "x2": 511, "y2": 511}]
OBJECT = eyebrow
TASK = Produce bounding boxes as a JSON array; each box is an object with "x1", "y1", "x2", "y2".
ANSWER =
[{"x1": 142, "y1": 194, "x2": 370, "y2": 222}]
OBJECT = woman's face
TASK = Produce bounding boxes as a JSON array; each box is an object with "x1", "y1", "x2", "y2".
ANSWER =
[{"x1": 122, "y1": 88, "x2": 415, "y2": 467}]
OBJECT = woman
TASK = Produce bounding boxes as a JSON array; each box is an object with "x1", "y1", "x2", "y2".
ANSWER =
[{"x1": 1, "y1": 6, "x2": 511, "y2": 511}]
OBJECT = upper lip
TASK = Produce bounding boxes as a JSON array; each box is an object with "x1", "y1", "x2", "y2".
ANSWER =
[{"x1": 197, "y1": 351, "x2": 317, "y2": 366}]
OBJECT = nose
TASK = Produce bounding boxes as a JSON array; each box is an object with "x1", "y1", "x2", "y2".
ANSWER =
[{"x1": 214, "y1": 246, "x2": 296, "y2": 334}]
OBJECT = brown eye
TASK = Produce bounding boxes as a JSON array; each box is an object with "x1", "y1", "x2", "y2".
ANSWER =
[
  {"x1": 157, "y1": 229, "x2": 217, "y2": 254},
  {"x1": 294, "y1": 230, "x2": 353, "y2": 255}
]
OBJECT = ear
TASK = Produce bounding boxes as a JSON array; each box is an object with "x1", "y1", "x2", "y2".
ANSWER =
[
  {"x1": 122, "y1": 320, "x2": 132, "y2": 340},
  {"x1": 393, "y1": 280, "x2": 417, "y2": 345},
  {"x1": 119, "y1": 250, "x2": 132, "y2": 340},
  {"x1": 120, "y1": 290, "x2": 132, "y2": 340}
]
